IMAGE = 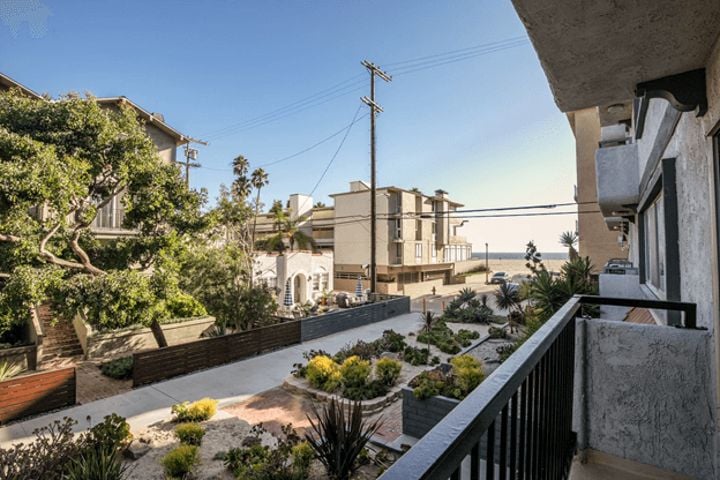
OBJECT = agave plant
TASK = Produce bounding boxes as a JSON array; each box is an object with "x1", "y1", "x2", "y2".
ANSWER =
[
  {"x1": 494, "y1": 283, "x2": 521, "y2": 314},
  {"x1": 63, "y1": 445, "x2": 128, "y2": 480},
  {"x1": 457, "y1": 287, "x2": 476, "y2": 303},
  {"x1": 0, "y1": 361, "x2": 22, "y2": 382},
  {"x1": 306, "y1": 399, "x2": 382, "y2": 480}
]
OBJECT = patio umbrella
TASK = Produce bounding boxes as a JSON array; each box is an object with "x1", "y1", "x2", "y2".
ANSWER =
[
  {"x1": 283, "y1": 278, "x2": 293, "y2": 307},
  {"x1": 355, "y1": 275, "x2": 364, "y2": 299}
]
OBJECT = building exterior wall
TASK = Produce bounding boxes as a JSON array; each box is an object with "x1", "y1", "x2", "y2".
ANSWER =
[
  {"x1": 254, "y1": 251, "x2": 333, "y2": 305},
  {"x1": 573, "y1": 107, "x2": 627, "y2": 270}
]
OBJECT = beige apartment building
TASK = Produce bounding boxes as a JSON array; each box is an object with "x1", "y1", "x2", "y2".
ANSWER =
[
  {"x1": 0, "y1": 72, "x2": 197, "y2": 240},
  {"x1": 331, "y1": 181, "x2": 473, "y2": 295},
  {"x1": 569, "y1": 108, "x2": 628, "y2": 270}
]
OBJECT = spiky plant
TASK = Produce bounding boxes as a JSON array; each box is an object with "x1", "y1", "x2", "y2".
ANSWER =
[
  {"x1": 494, "y1": 283, "x2": 520, "y2": 314},
  {"x1": 305, "y1": 399, "x2": 382, "y2": 480},
  {"x1": 458, "y1": 287, "x2": 476, "y2": 303},
  {"x1": 422, "y1": 311, "x2": 436, "y2": 352},
  {"x1": 559, "y1": 231, "x2": 579, "y2": 261},
  {"x1": 0, "y1": 361, "x2": 22, "y2": 382}
]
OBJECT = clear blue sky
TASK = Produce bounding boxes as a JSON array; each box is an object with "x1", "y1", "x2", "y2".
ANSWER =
[{"x1": 0, "y1": 0, "x2": 577, "y2": 253}]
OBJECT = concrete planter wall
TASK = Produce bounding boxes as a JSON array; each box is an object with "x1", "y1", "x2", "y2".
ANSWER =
[
  {"x1": 0, "y1": 344, "x2": 37, "y2": 371},
  {"x1": 401, "y1": 387, "x2": 459, "y2": 438},
  {"x1": 73, "y1": 315, "x2": 216, "y2": 360},
  {"x1": 300, "y1": 295, "x2": 410, "y2": 341}
]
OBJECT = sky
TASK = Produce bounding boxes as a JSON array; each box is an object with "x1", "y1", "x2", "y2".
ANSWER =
[{"x1": 0, "y1": 0, "x2": 578, "y2": 253}]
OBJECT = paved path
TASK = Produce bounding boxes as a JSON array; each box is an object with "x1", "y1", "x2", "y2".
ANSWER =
[{"x1": 0, "y1": 312, "x2": 422, "y2": 447}]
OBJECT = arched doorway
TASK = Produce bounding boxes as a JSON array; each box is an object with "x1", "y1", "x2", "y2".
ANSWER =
[{"x1": 293, "y1": 274, "x2": 307, "y2": 304}]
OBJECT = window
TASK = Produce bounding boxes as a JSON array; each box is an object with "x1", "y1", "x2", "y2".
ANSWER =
[
  {"x1": 643, "y1": 193, "x2": 666, "y2": 292},
  {"x1": 321, "y1": 273, "x2": 329, "y2": 291},
  {"x1": 639, "y1": 158, "x2": 678, "y2": 307},
  {"x1": 415, "y1": 220, "x2": 422, "y2": 241},
  {"x1": 395, "y1": 243, "x2": 403, "y2": 263},
  {"x1": 415, "y1": 243, "x2": 422, "y2": 260},
  {"x1": 312, "y1": 274, "x2": 321, "y2": 291},
  {"x1": 394, "y1": 219, "x2": 402, "y2": 240}
]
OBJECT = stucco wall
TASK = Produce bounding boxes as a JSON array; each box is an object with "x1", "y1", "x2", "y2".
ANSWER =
[
  {"x1": 574, "y1": 319, "x2": 715, "y2": 479},
  {"x1": 573, "y1": 108, "x2": 627, "y2": 270}
]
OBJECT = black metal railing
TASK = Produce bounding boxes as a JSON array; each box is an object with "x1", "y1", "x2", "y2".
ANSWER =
[{"x1": 379, "y1": 295, "x2": 699, "y2": 480}]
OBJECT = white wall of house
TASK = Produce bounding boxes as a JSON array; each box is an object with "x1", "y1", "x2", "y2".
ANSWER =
[{"x1": 254, "y1": 251, "x2": 333, "y2": 305}]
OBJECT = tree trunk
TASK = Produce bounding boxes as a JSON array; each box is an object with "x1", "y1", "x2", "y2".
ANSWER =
[{"x1": 150, "y1": 319, "x2": 168, "y2": 348}]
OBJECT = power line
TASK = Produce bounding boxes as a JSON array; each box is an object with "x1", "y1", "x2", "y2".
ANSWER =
[
  {"x1": 299, "y1": 105, "x2": 364, "y2": 212},
  {"x1": 201, "y1": 36, "x2": 529, "y2": 139}
]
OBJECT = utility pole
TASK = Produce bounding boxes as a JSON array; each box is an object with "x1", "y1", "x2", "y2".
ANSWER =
[
  {"x1": 175, "y1": 139, "x2": 208, "y2": 187},
  {"x1": 485, "y1": 243, "x2": 489, "y2": 284},
  {"x1": 361, "y1": 60, "x2": 391, "y2": 294}
]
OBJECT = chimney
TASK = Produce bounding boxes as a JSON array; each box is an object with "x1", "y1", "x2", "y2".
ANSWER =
[{"x1": 151, "y1": 112, "x2": 165, "y2": 122}]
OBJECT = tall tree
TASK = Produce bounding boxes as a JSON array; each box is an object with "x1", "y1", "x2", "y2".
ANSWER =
[
  {"x1": 250, "y1": 167, "x2": 269, "y2": 248},
  {"x1": 0, "y1": 90, "x2": 206, "y2": 277}
]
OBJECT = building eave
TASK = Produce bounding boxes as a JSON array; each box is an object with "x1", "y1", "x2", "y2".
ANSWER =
[
  {"x1": 511, "y1": 0, "x2": 720, "y2": 112},
  {"x1": 96, "y1": 97, "x2": 197, "y2": 146},
  {"x1": 0, "y1": 72, "x2": 44, "y2": 100}
]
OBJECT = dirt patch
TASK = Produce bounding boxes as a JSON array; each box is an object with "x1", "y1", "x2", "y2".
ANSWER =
[{"x1": 223, "y1": 387, "x2": 318, "y2": 437}]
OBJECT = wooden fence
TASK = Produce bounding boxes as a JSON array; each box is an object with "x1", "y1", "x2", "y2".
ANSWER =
[
  {"x1": 0, "y1": 367, "x2": 76, "y2": 423},
  {"x1": 133, "y1": 320, "x2": 301, "y2": 386},
  {"x1": 132, "y1": 295, "x2": 411, "y2": 387}
]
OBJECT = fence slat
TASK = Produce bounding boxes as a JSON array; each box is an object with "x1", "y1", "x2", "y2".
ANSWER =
[{"x1": 0, "y1": 367, "x2": 75, "y2": 423}]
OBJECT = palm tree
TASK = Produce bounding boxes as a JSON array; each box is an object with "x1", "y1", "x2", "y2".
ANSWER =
[
  {"x1": 422, "y1": 311, "x2": 436, "y2": 352},
  {"x1": 559, "y1": 231, "x2": 579, "y2": 261},
  {"x1": 494, "y1": 282, "x2": 520, "y2": 314},
  {"x1": 231, "y1": 155, "x2": 251, "y2": 200},
  {"x1": 314, "y1": 201, "x2": 327, "y2": 208},
  {"x1": 269, "y1": 200, "x2": 286, "y2": 232},
  {"x1": 282, "y1": 218, "x2": 315, "y2": 251},
  {"x1": 250, "y1": 167, "x2": 269, "y2": 248}
]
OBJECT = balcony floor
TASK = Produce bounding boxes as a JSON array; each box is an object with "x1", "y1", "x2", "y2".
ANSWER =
[{"x1": 569, "y1": 450, "x2": 692, "y2": 480}]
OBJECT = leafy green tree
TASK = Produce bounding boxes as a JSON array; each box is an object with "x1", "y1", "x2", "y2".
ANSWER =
[{"x1": 0, "y1": 90, "x2": 208, "y2": 343}]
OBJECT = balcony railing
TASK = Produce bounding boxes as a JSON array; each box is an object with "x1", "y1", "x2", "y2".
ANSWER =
[{"x1": 380, "y1": 295, "x2": 698, "y2": 480}]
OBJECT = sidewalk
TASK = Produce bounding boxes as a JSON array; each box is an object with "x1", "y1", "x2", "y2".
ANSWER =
[{"x1": 0, "y1": 312, "x2": 422, "y2": 447}]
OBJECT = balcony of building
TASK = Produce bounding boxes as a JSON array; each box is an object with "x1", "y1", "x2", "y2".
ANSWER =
[
  {"x1": 379, "y1": 295, "x2": 710, "y2": 480},
  {"x1": 595, "y1": 125, "x2": 639, "y2": 221}
]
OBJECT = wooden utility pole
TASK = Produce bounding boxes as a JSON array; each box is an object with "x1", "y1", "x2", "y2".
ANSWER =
[
  {"x1": 175, "y1": 139, "x2": 208, "y2": 186},
  {"x1": 361, "y1": 60, "x2": 391, "y2": 294}
]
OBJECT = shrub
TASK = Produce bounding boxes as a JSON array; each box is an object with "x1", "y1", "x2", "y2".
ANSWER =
[
  {"x1": 0, "y1": 265, "x2": 64, "y2": 337},
  {"x1": 334, "y1": 340, "x2": 378, "y2": 363},
  {"x1": 306, "y1": 355, "x2": 341, "y2": 392},
  {"x1": 171, "y1": 397, "x2": 218, "y2": 422},
  {"x1": 100, "y1": 356, "x2": 133, "y2": 380},
  {"x1": 223, "y1": 423, "x2": 310, "y2": 480},
  {"x1": 410, "y1": 370, "x2": 446, "y2": 400},
  {"x1": 450, "y1": 355, "x2": 485, "y2": 399},
  {"x1": 64, "y1": 446, "x2": 127, "y2": 480},
  {"x1": 488, "y1": 326, "x2": 508, "y2": 339},
  {"x1": 164, "y1": 291, "x2": 207, "y2": 319},
  {"x1": 162, "y1": 444, "x2": 199, "y2": 479},
  {"x1": 402, "y1": 345, "x2": 430, "y2": 366},
  {"x1": 306, "y1": 399, "x2": 382, "y2": 480},
  {"x1": 0, "y1": 414, "x2": 131, "y2": 480},
  {"x1": 53, "y1": 270, "x2": 157, "y2": 331},
  {"x1": 339, "y1": 356, "x2": 371, "y2": 389},
  {"x1": 379, "y1": 329, "x2": 406, "y2": 352},
  {"x1": 417, "y1": 320, "x2": 479, "y2": 354},
  {"x1": 87, "y1": 413, "x2": 133, "y2": 452},
  {"x1": 375, "y1": 357, "x2": 402, "y2": 386},
  {"x1": 175, "y1": 422, "x2": 205, "y2": 446}
]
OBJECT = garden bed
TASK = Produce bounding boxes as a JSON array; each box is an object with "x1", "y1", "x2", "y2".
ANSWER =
[{"x1": 73, "y1": 315, "x2": 216, "y2": 359}]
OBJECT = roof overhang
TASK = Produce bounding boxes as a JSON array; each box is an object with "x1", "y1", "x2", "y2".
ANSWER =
[
  {"x1": 511, "y1": 0, "x2": 720, "y2": 112},
  {"x1": 96, "y1": 97, "x2": 198, "y2": 146},
  {"x1": 0, "y1": 72, "x2": 44, "y2": 99}
]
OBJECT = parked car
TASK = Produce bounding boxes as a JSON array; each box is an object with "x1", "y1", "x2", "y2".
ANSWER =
[{"x1": 489, "y1": 271, "x2": 510, "y2": 284}]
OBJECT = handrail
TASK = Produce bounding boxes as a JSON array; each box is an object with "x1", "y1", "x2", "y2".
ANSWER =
[
  {"x1": 380, "y1": 294, "x2": 700, "y2": 480},
  {"x1": 380, "y1": 297, "x2": 582, "y2": 479},
  {"x1": 575, "y1": 295, "x2": 698, "y2": 329}
]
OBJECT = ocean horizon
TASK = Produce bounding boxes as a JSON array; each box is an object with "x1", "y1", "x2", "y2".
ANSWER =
[{"x1": 471, "y1": 252, "x2": 569, "y2": 260}]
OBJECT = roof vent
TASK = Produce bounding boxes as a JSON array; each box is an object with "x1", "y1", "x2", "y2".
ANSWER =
[{"x1": 151, "y1": 112, "x2": 165, "y2": 122}]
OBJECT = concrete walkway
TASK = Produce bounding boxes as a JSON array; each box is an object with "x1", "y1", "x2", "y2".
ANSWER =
[{"x1": 0, "y1": 312, "x2": 422, "y2": 447}]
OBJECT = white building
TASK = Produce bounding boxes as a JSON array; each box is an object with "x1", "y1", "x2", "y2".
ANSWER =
[{"x1": 254, "y1": 251, "x2": 333, "y2": 305}]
